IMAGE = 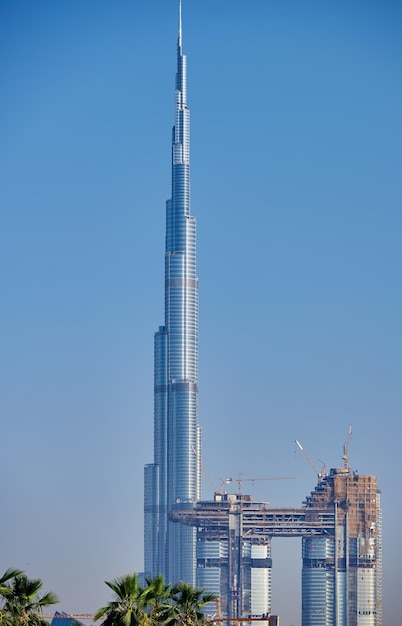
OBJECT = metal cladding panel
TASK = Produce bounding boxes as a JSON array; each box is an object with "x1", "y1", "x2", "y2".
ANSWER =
[
  {"x1": 197, "y1": 540, "x2": 223, "y2": 559},
  {"x1": 144, "y1": 463, "x2": 159, "y2": 577},
  {"x1": 250, "y1": 568, "x2": 271, "y2": 616},
  {"x1": 167, "y1": 382, "x2": 199, "y2": 504},
  {"x1": 357, "y1": 569, "x2": 376, "y2": 626},
  {"x1": 303, "y1": 536, "x2": 335, "y2": 560},
  {"x1": 302, "y1": 568, "x2": 335, "y2": 626},
  {"x1": 197, "y1": 568, "x2": 221, "y2": 616}
]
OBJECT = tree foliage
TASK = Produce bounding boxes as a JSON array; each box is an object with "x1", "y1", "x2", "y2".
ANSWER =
[
  {"x1": 0, "y1": 568, "x2": 217, "y2": 626},
  {"x1": 0, "y1": 569, "x2": 58, "y2": 626},
  {"x1": 94, "y1": 573, "x2": 151, "y2": 626},
  {"x1": 166, "y1": 581, "x2": 217, "y2": 626},
  {"x1": 95, "y1": 574, "x2": 217, "y2": 626}
]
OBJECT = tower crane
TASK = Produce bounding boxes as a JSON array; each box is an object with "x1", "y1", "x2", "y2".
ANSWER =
[
  {"x1": 342, "y1": 425, "x2": 352, "y2": 472},
  {"x1": 295, "y1": 440, "x2": 326, "y2": 479},
  {"x1": 218, "y1": 473, "x2": 295, "y2": 495}
]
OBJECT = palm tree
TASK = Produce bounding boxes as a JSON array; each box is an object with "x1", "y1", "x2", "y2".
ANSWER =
[
  {"x1": 143, "y1": 575, "x2": 173, "y2": 625},
  {"x1": 0, "y1": 572, "x2": 58, "y2": 626},
  {"x1": 166, "y1": 581, "x2": 217, "y2": 626},
  {"x1": 0, "y1": 569, "x2": 23, "y2": 625},
  {"x1": 0, "y1": 568, "x2": 23, "y2": 596},
  {"x1": 94, "y1": 573, "x2": 151, "y2": 626}
]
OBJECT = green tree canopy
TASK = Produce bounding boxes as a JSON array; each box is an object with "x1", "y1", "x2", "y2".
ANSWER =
[
  {"x1": 0, "y1": 569, "x2": 23, "y2": 599},
  {"x1": 166, "y1": 581, "x2": 217, "y2": 626},
  {"x1": 94, "y1": 573, "x2": 151, "y2": 626},
  {"x1": 0, "y1": 570, "x2": 58, "y2": 626},
  {"x1": 143, "y1": 575, "x2": 173, "y2": 625},
  {"x1": 95, "y1": 574, "x2": 217, "y2": 626}
]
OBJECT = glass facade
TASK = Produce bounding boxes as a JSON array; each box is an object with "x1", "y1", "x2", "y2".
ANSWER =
[
  {"x1": 196, "y1": 534, "x2": 273, "y2": 618},
  {"x1": 170, "y1": 472, "x2": 381, "y2": 624},
  {"x1": 301, "y1": 472, "x2": 382, "y2": 626},
  {"x1": 194, "y1": 495, "x2": 273, "y2": 620},
  {"x1": 144, "y1": 0, "x2": 200, "y2": 585},
  {"x1": 302, "y1": 537, "x2": 335, "y2": 626},
  {"x1": 302, "y1": 533, "x2": 381, "y2": 626}
]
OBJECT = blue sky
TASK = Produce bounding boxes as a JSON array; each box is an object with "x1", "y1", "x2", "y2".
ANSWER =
[{"x1": 1, "y1": 1, "x2": 401, "y2": 624}]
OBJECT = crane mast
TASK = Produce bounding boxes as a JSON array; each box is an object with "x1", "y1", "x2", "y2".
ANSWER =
[
  {"x1": 295, "y1": 440, "x2": 326, "y2": 479},
  {"x1": 217, "y1": 474, "x2": 295, "y2": 495},
  {"x1": 342, "y1": 425, "x2": 352, "y2": 472}
]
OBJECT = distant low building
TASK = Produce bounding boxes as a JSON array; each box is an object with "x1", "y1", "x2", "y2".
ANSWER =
[{"x1": 51, "y1": 611, "x2": 88, "y2": 626}]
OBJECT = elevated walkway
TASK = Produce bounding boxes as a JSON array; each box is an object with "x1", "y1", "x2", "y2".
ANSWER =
[{"x1": 169, "y1": 497, "x2": 335, "y2": 538}]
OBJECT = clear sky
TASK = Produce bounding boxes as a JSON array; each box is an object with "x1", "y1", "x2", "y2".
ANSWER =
[{"x1": 1, "y1": 1, "x2": 401, "y2": 625}]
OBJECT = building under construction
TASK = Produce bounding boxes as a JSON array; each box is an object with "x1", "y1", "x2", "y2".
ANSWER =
[{"x1": 169, "y1": 466, "x2": 382, "y2": 626}]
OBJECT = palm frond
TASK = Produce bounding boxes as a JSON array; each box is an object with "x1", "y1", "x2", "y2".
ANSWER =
[{"x1": 0, "y1": 569, "x2": 23, "y2": 587}]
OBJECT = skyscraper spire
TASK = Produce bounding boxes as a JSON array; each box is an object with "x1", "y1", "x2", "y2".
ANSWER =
[
  {"x1": 144, "y1": 0, "x2": 200, "y2": 585},
  {"x1": 178, "y1": 0, "x2": 182, "y2": 49}
]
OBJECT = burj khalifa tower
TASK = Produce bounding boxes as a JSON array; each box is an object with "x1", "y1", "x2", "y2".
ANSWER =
[{"x1": 144, "y1": 0, "x2": 200, "y2": 585}]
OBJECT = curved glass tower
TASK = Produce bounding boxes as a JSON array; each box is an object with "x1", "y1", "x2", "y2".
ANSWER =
[{"x1": 144, "y1": 0, "x2": 201, "y2": 585}]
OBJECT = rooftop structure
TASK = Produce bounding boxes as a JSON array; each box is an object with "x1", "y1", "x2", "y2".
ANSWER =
[{"x1": 50, "y1": 612, "x2": 88, "y2": 626}]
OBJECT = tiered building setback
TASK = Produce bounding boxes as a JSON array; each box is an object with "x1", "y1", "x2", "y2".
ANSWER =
[
  {"x1": 302, "y1": 469, "x2": 382, "y2": 626},
  {"x1": 144, "y1": 0, "x2": 200, "y2": 585}
]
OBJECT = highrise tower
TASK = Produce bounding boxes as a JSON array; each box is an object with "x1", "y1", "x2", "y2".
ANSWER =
[
  {"x1": 144, "y1": 0, "x2": 200, "y2": 585},
  {"x1": 170, "y1": 467, "x2": 382, "y2": 626}
]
